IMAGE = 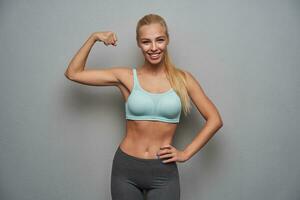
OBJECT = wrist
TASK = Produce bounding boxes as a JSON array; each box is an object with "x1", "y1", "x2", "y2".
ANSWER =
[
  {"x1": 90, "y1": 33, "x2": 98, "y2": 43},
  {"x1": 183, "y1": 149, "x2": 191, "y2": 161}
]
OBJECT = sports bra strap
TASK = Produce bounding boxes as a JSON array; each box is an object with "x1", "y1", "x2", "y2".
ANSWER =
[
  {"x1": 132, "y1": 68, "x2": 140, "y2": 90},
  {"x1": 133, "y1": 68, "x2": 137, "y2": 83}
]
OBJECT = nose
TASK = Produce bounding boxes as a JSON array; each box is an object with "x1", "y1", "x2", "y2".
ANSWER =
[{"x1": 150, "y1": 42, "x2": 157, "y2": 51}]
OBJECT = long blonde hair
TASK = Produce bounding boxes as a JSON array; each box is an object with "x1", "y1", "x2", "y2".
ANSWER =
[{"x1": 136, "y1": 13, "x2": 192, "y2": 116}]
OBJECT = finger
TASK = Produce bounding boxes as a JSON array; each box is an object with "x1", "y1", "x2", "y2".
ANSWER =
[
  {"x1": 160, "y1": 145, "x2": 172, "y2": 150},
  {"x1": 159, "y1": 152, "x2": 174, "y2": 159},
  {"x1": 158, "y1": 147, "x2": 172, "y2": 154},
  {"x1": 162, "y1": 157, "x2": 176, "y2": 163},
  {"x1": 110, "y1": 39, "x2": 115, "y2": 44},
  {"x1": 109, "y1": 34, "x2": 114, "y2": 41},
  {"x1": 157, "y1": 149, "x2": 172, "y2": 156},
  {"x1": 158, "y1": 151, "x2": 172, "y2": 156},
  {"x1": 113, "y1": 33, "x2": 117, "y2": 42},
  {"x1": 157, "y1": 152, "x2": 175, "y2": 158}
]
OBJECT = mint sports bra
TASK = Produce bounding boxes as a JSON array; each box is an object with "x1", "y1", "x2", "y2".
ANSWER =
[{"x1": 125, "y1": 68, "x2": 182, "y2": 123}]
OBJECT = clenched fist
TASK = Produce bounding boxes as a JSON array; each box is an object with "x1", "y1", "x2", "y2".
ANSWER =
[{"x1": 92, "y1": 31, "x2": 118, "y2": 46}]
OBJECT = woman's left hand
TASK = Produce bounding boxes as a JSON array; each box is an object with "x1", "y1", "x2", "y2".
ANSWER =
[{"x1": 156, "y1": 144, "x2": 189, "y2": 163}]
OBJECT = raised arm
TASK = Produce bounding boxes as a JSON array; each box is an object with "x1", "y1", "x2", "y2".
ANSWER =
[{"x1": 64, "y1": 31, "x2": 124, "y2": 86}]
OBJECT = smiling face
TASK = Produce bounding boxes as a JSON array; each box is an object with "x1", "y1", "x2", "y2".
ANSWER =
[{"x1": 137, "y1": 23, "x2": 169, "y2": 65}]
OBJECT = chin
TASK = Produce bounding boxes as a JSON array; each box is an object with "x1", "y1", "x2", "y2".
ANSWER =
[{"x1": 148, "y1": 59, "x2": 163, "y2": 65}]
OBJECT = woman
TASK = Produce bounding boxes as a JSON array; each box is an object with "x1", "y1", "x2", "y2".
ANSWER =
[{"x1": 65, "y1": 13, "x2": 223, "y2": 200}]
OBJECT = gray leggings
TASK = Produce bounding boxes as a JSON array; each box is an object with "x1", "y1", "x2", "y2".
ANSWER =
[{"x1": 110, "y1": 146, "x2": 180, "y2": 200}]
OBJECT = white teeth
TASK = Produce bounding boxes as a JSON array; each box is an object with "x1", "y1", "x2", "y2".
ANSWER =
[
  {"x1": 148, "y1": 52, "x2": 161, "y2": 59},
  {"x1": 150, "y1": 54, "x2": 159, "y2": 58},
  {"x1": 149, "y1": 53, "x2": 160, "y2": 56}
]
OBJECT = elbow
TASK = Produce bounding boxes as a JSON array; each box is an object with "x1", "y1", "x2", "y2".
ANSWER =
[
  {"x1": 208, "y1": 116, "x2": 223, "y2": 129},
  {"x1": 64, "y1": 71, "x2": 69, "y2": 79},
  {"x1": 215, "y1": 115, "x2": 223, "y2": 128},
  {"x1": 64, "y1": 72, "x2": 71, "y2": 80},
  {"x1": 217, "y1": 118, "x2": 223, "y2": 129},
  {"x1": 218, "y1": 120, "x2": 223, "y2": 128},
  {"x1": 64, "y1": 71, "x2": 75, "y2": 80}
]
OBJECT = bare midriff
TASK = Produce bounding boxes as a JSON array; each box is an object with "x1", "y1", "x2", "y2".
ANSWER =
[{"x1": 119, "y1": 120, "x2": 178, "y2": 159}]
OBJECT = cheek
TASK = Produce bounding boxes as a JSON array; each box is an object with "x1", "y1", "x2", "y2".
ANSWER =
[
  {"x1": 140, "y1": 46, "x2": 150, "y2": 52},
  {"x1": 160, "y1": 43, "x2": 168, "y2": 49}
]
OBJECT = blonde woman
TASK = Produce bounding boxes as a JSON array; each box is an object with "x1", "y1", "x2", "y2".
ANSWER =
[{"x1": 65, "y1": 13, "x2": 223, "y2": 200}]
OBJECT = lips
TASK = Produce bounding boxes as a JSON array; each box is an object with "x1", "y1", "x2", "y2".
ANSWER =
[{"x1": 148, "y1": 52, "x2": 161, "y2": 59}]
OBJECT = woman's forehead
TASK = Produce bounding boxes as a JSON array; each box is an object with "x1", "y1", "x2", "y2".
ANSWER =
[{"x1": 139, "y1": 24, "x2": 166, "y2": 38}]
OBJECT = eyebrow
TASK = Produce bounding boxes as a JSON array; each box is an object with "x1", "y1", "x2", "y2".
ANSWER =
[{"x1": 140, "y1": 36, "x2": 166, "y2": 40}]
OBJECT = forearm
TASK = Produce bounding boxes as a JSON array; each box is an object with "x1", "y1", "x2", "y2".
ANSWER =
[
  {"x1": 65, "y1": 33, "x2": 97, "y2": 77},
  {"x1": 183, "y1": 118, "x2": 223, "y2": 160}
]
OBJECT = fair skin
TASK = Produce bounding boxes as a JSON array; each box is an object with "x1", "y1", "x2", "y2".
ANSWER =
[{"x1": 64, "y1": 23, "x2": 223, "y2": 163}]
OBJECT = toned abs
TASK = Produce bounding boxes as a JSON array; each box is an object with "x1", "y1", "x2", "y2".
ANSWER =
[{"x1": 119, "y1": 120, "x2": 178, "y2": 159}]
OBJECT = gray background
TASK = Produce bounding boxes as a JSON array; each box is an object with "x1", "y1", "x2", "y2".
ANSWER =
[{"x1": 1, "y1": 0, "x2": 299, "y2": 200}]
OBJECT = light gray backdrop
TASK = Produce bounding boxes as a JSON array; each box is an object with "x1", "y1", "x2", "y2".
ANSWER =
[{"x1": 1, "y1": 0, "x2": 299, "y2": 200}]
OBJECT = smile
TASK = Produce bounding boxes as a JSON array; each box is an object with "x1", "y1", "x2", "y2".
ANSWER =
[{"x1": 148, "y1": 52, "x2": 161, "y2": 59}]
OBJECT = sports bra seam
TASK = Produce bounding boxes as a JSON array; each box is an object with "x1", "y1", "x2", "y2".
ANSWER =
[{"x1": 126, "y1": 115, "x2": 179, "y2": 123}]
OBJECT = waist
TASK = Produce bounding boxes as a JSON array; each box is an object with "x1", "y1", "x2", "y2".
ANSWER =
[{"x1": 119, "y1": 136, "x2": 173, "y2": 159}]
